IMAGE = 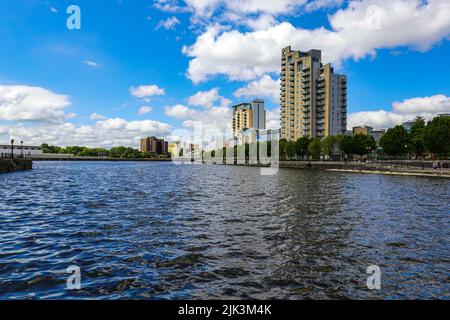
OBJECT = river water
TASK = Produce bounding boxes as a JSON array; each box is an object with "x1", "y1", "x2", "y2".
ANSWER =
[{"x1": 0, "y1": 161, "x2": 448, "y2": 299}]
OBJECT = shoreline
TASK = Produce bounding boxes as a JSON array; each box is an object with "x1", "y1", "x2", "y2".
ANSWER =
[
  {"x1": 219, "y1": 160, "x2": 450, "y2": 179},
  {"x1": 32, "y1": 157, "x2": 172, "y2": 162}
]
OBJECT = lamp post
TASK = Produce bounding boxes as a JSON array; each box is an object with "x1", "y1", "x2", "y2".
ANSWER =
[
  {"x1": 21, "y1": 141, "x2": 23, "y2": 158},
  {"x1": 10, "y1": 139, "x2": 14, "y2": 159}
]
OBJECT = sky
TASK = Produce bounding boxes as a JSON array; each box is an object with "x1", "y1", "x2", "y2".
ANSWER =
[{"x1": 0, "y1": 0, "x2": 449, "y2": 148}]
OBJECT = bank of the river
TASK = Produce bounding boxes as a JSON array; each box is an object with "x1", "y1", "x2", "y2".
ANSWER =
[
  {"x1": 0, "y1": 158, "x2": 32, "y2": 173},
  {"x1": 32, "y1": 156, "x2": 171, "y2": 162},
  {"x1": 219, "y1": 160, "x2": 450, "y2": 178}
]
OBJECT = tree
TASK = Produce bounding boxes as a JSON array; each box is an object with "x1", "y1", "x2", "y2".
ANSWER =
[
  {"x1": 321, "y1": 135, "x2": 339, "y2": 160},
  {"x1": 285, "y1": 141, "x2": 296, "y2": 160},
  {"x1": 351, "y1": 134, "x2": 377, "y2": 160},
  {"x1": 308, "y1": 138, "x2": 321, "y2": 160},
  {"x1": 410, "y1": 116, "x2": 426, "y2": 159},
  {"x1": 279, "y1": 138, "x2": 287, "y2": 160},
  {"x1": 380, "y1": 125, "x2": 409, "y2": 157},
  {"x1": 340, "y1": 135, "x2": 354, "y2": 159},
  {"x1": 295, "y1": 137, "x2": 310, "y2": 159},
  {"x1": 424, "y1": 116, "x2": 450, "y2": 158}
]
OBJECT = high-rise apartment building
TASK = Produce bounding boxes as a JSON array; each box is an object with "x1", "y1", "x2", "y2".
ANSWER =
[
  {"x1": 280, "y1": 47, "x2": 347, "y2": 141},
  {"x1": 232, "y1": 99, "x2": 266, "y2": 137},
  {"x1": 140, "y1": 136, "x2": 168, "y2": 154}
]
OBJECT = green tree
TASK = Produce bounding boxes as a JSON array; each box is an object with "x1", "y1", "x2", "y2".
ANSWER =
[
  {"x1": 423, "y1": 116, "x2": 450, "y2": 158},
  {"x1": 295, "y1": 137, "x2": 310, "y2": 159},
  {"x1": 410, "y1": 116, "x2": 426, "y2": 159},
  {"x1": 321, "y1": 135, "x2": 339, "y2": 160},
  {"x1": 380, "y1": 125, "x2": 409, "y2": 157},
  {"x1": 279, "y1": 138, "x2": 287, "y2": 160},
  {"x1": 308, "y1": 138, "x2": 321, "y2": 160},
  {"x1": 351, "y1": 134, "x2": 377, "y2": 160},
  {"x1": 339, "y1": 135, "x2": 354, "y2": 159},
  {"x1": 285, "y1": 141, "x2": 296, "y2": 160}
]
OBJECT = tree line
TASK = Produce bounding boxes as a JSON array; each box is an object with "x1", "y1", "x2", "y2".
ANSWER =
[
  {"x1": 41, "y1": 144, "x2": 170, "y2": 159},
  {"x1": 278, "y1": 115, "x2": 449, "y2": 160}
]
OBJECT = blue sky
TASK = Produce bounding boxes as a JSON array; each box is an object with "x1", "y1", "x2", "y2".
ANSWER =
[{"x1": 0, "y1": 0, "x2": 449, "y2": 147}]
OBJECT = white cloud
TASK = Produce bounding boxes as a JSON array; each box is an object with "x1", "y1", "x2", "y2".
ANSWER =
[
  {"x1": 183, "y1": 0, "x2": 450, "y2": 83},
  {"x1": 266, "y1": 108, "x2": 280, "y2": 130},
  {"x1": 392, "y1": 94, "x2": 450, "y2": 114},
  {"x1": 156, "y1": 16, "x2": 181, "y2": 30},
  {"x1": 90, "y1": 113, "x2": 107, "y2": 120},
  {"x1": 165, "y1": 102, "x2": 232, "y2": 145},
  {"x1": 0, "y1": 85, "x2": 70, "y2": 122},
  {"x1": 50, "y1": 7, "x2": 58, "y2": 13},
  {"x1": 2, "y1": 117, "x2": 172, "y2": 148},
  {"x1": 138, "y1": 106, "x2": 153, "y2": 115},
  {"x1": 83, "y1": 60, "x2": 101, "y2": 68},
  {"x1": 130, "y1": 84, "x2": 165, "y2": 98},
  {"x1": 184, "y1": 0, "x2": 308, "y2": 19},
  {"x1": 305, "y1": 0, "x2": 343, "y2": 12},
  {"x1": 234, "y1": 75, "x2": 280, "y2": 102},
  {"x1": 165, "y1": 104, "x2": 198, "y2": 119},
  {"x1": 153, "y1": 0, "x2": 190, "y2": 13},
  {"x1": 155, "y1": 0, "x2": 344, "y2": 28},
  {"x1": 187, "y1": 87, "x2": 230, "y2": 108},
  {"x1": 348, "y1": 94, "x2": 450, "y2": 129}
]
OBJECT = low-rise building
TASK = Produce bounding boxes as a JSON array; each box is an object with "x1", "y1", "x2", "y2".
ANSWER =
[
  {"x1": 140, "y1": 137, "x2": 168, "y2": 154},
  {"x1": 0, "y1": 144, "x2": 43, "y2": 157},
  {"x1": 352, "y1": 126, "x2": 373, "y2": 136}
]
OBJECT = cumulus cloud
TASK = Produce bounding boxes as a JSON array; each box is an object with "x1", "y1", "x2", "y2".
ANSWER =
[
  {"x1": 2, "y1": 118, "x2": 172, "y2": 148},
  {"x1": 138, "y1": 106, "x2": 153, "y2": 115},
  {"x1": 156, "y1": 16, "x2": 181, "y2": 30},
  {"x1": 234, "y1": 75, "x2": 280, "y2": 102},
  {"x1": 165, "y1": 104, "x2": 198, "y2": 119},
  {"x1": 348, "y1": 94, "x2": 450, "y2": 129},
  {"x1": 0, "y1": 85, "x2": 71, "y2": 122},
  {"x1": 187, "y1": 87, "x2": 230, "y2": 108},
  {"x1": 165, "y1": 101, "x2": 232, "y2": 148},
  {"x1": 266, "y1": 108, "x2": 280, "y2": 130},
  {"x1": 130, "y1": 84, "x2": 165, "y2": 98},
  {"x1": 183, "y1": 0, "x2": 450, "y2": 83}
]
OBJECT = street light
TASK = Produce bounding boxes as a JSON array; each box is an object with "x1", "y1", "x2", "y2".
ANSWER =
[
  {"x1": 21, "y1": 141, "x2": 23, "y2": 158},
  {"x1": 10, "y1": 139, "x2": 14, "y2": 159}
]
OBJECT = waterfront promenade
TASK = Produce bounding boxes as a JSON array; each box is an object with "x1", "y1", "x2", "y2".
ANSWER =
[{"x1": 217, "y1": 160, "x2": 450, "y2": 178}]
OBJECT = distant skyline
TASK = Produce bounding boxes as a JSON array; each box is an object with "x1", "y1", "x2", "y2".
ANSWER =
[{"x1": 0, "y1": 0, "x2": 449, "y2": 148}]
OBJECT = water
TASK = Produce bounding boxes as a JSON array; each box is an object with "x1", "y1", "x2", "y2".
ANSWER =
[{"x1": 0, "y1": 161, "x2": 449, "y2": 299}]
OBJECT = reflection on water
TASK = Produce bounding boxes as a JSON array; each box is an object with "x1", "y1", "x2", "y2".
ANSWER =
[{"x1": 0, "y1": 161, "x2": 448, "y2": 299}]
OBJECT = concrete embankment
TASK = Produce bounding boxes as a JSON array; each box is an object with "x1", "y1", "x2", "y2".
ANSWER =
[
  {"x1": 0, "y1": 159, "x2": 33, "y2": 173},
  {"x1": 278, "y1": 161, "x2": 450, "y2": 178},
  {"x1": 221, "y1": 160, "x2": 450, "y2": 178}
]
